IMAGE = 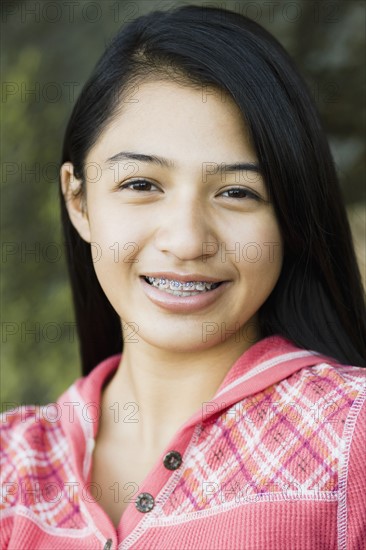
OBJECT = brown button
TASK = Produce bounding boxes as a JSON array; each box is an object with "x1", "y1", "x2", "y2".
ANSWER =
[
  {"x1": 135, "y1": 492, "x2": 155, "y2": 513},
  {"x1": 163, "y1": 450, "x2": 182, "y2": 470}
]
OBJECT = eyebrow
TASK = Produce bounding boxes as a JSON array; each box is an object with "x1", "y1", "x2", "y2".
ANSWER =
[
  {"x1": 105, "y1": 151, "x2": 261, "y2": 172},
  {"x1": 105, "y1": 151, "x2": 174, "y2": 168},
  {"x1": 219, "y1": 162, "x2": 261, "y2": 173}
]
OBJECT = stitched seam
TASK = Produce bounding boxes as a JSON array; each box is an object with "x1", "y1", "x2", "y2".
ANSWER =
[
  {"x1": 151, "y1": 491, "x2": 338, "y2": 528},
  {"x1": 0, "y1": 505, "x2": 94, "y2": 538},
  {"x1": 68, "y1": 386, "x2": 107, "y2": 546},
  {"x1": 68, "y1": 386, "x2": 94, "y2": 482},
  {"x1": 337, "y1": 386, "x2": 366, "y2": 550},
  {"x1": 119, "y1": 424, "x2": 202, "y2": 550}
]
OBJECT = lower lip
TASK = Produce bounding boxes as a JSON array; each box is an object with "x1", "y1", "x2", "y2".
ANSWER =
[{"x1": 140, "y1": 277, "x2": 230, "y2": 312}]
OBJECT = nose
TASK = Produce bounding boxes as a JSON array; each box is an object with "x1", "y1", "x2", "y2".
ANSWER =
[{"x1": 154, "y1": 195, "x2": 218, "y2": 261}]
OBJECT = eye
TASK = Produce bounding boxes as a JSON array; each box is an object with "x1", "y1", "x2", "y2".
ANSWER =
[
  {"x1": 118, "y1": 179, "x2": 159, "y2": 192},
  {"x1": 219, "y1": 187, "x2": 260, "y2": 200}
]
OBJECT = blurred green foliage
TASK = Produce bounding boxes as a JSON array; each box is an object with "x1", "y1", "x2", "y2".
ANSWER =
[{"x1": 1, "y1": 0, "x2": 365, "y2": 407}]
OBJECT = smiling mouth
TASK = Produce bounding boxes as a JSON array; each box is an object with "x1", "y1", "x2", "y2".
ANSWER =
[{"x1": 142, "y1": 276, "x2": 223, "y2": 296}]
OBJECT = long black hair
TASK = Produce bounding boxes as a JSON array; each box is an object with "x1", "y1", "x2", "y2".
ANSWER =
[{"x1": 60, "y1": 5, "x2": 366, "y2": 374}]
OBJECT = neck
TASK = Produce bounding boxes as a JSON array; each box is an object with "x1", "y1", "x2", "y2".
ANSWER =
[{"x1": 99, "y1": 326, "x2": 260, "y2": 451}]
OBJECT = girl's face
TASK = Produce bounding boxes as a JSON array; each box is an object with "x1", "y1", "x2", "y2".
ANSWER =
[{"x1": 64, "y1": 81, "x2": 283, "y2": 353}]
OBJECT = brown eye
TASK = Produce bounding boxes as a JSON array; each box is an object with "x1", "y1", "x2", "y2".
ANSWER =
[
  {"x1": 119, "y1": 179, "x2": 158, "y2": 192},
  {"x1": 220, "y1": 187, "x2": 259, "y2": 200}
]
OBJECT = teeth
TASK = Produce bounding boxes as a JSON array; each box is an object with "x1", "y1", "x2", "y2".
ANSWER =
[
  {"x1": 183, "y1": 282, "x2": 195, "y2": 290},
  {"x1": 145, "y1": 276, "x2": 219, "y2": 292},
  {"x1": 164, "y1": 289, "x2": 202, "y2": 297},
  {"x1": 195, "y1": 282, "x2": 206, "y2": 291}
]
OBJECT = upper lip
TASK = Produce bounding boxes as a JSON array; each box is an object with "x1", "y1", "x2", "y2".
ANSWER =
[{"x1": 141, "y1": 272, "x2": 227, "y2": 283}]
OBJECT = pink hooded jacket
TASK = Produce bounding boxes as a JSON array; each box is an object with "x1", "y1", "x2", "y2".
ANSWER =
[{"x1": 1, "y1": 335, "x2": 365, "y2": 549}]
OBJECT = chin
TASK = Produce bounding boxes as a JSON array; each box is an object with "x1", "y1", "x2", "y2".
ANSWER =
[{"x1": 141, "y1": 330, "x2": 223, "y2": 353}]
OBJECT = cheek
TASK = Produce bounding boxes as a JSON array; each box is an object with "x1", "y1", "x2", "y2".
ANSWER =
[
  {"x1": 257, "y1": 220, "x2": 282, "y2": 266},
  {"x1": 227, "y1": 214, "x2": 283, "y2": 272},
  {"x1": 87, "y1": 203, "x2": 145, "y2": 265},
  {"x1": 255, "y1": 220, "x2": 283, "y2": 276}
]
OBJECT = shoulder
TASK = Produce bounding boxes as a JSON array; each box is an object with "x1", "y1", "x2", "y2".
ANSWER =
[
  {"x1": 0, "y1": 404, "x2": 66, "y2": 509},
  {"x1": 271, "y1": 361, "x2": 366, "y2": 489},
  {"x1": 232, "y1": 359, "x2": 365, "y2": 484},
  {"x1": 1, "y1": 402, "x2": 64, "y2": 444},
  {"x1": 273, "y1": 361, "x2": 366, "y2": 440},
  {"x1": 278, "y1": 360, "x2": 366, "y2": 414}
]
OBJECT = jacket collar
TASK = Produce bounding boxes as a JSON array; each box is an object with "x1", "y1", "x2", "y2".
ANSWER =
[{"x1": 57, "y1": 335, "x2": 335, "y2": 482}]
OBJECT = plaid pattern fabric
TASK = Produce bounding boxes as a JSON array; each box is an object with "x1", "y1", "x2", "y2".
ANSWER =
[
  {"x1": 160, "y1": 364, "x2": 365, "y2": 518},
  {"x1": 0, "y1": 410, "x2": 90, "y2": 531},
  {"x1": 1, "y1": 336, "x2": 365, "y2": 549}
]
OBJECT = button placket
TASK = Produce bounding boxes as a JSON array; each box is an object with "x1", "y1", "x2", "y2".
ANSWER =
[
  {"x1": 135, "y1": 492, "x2": 155, "y2": 513},
  {"x1": 133, "y1": 451, "x2": 182, "y2": 515},
  {"x1": 163, "y1": 450, "x2": 182, "y2": 470}
]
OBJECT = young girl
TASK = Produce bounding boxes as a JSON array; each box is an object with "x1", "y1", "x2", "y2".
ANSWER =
[{"x1": 1, "y1": 5, "x2": 365, "y2": 550}]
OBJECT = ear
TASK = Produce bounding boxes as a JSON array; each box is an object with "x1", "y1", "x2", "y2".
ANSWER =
[{"x1": 60, "y1": 162, "x2": 91, "y2": 243}]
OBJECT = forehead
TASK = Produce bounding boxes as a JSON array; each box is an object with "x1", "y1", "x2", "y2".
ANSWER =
[{"x1": 87, "y1": 81, "x2": 257, "y2": 166}]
